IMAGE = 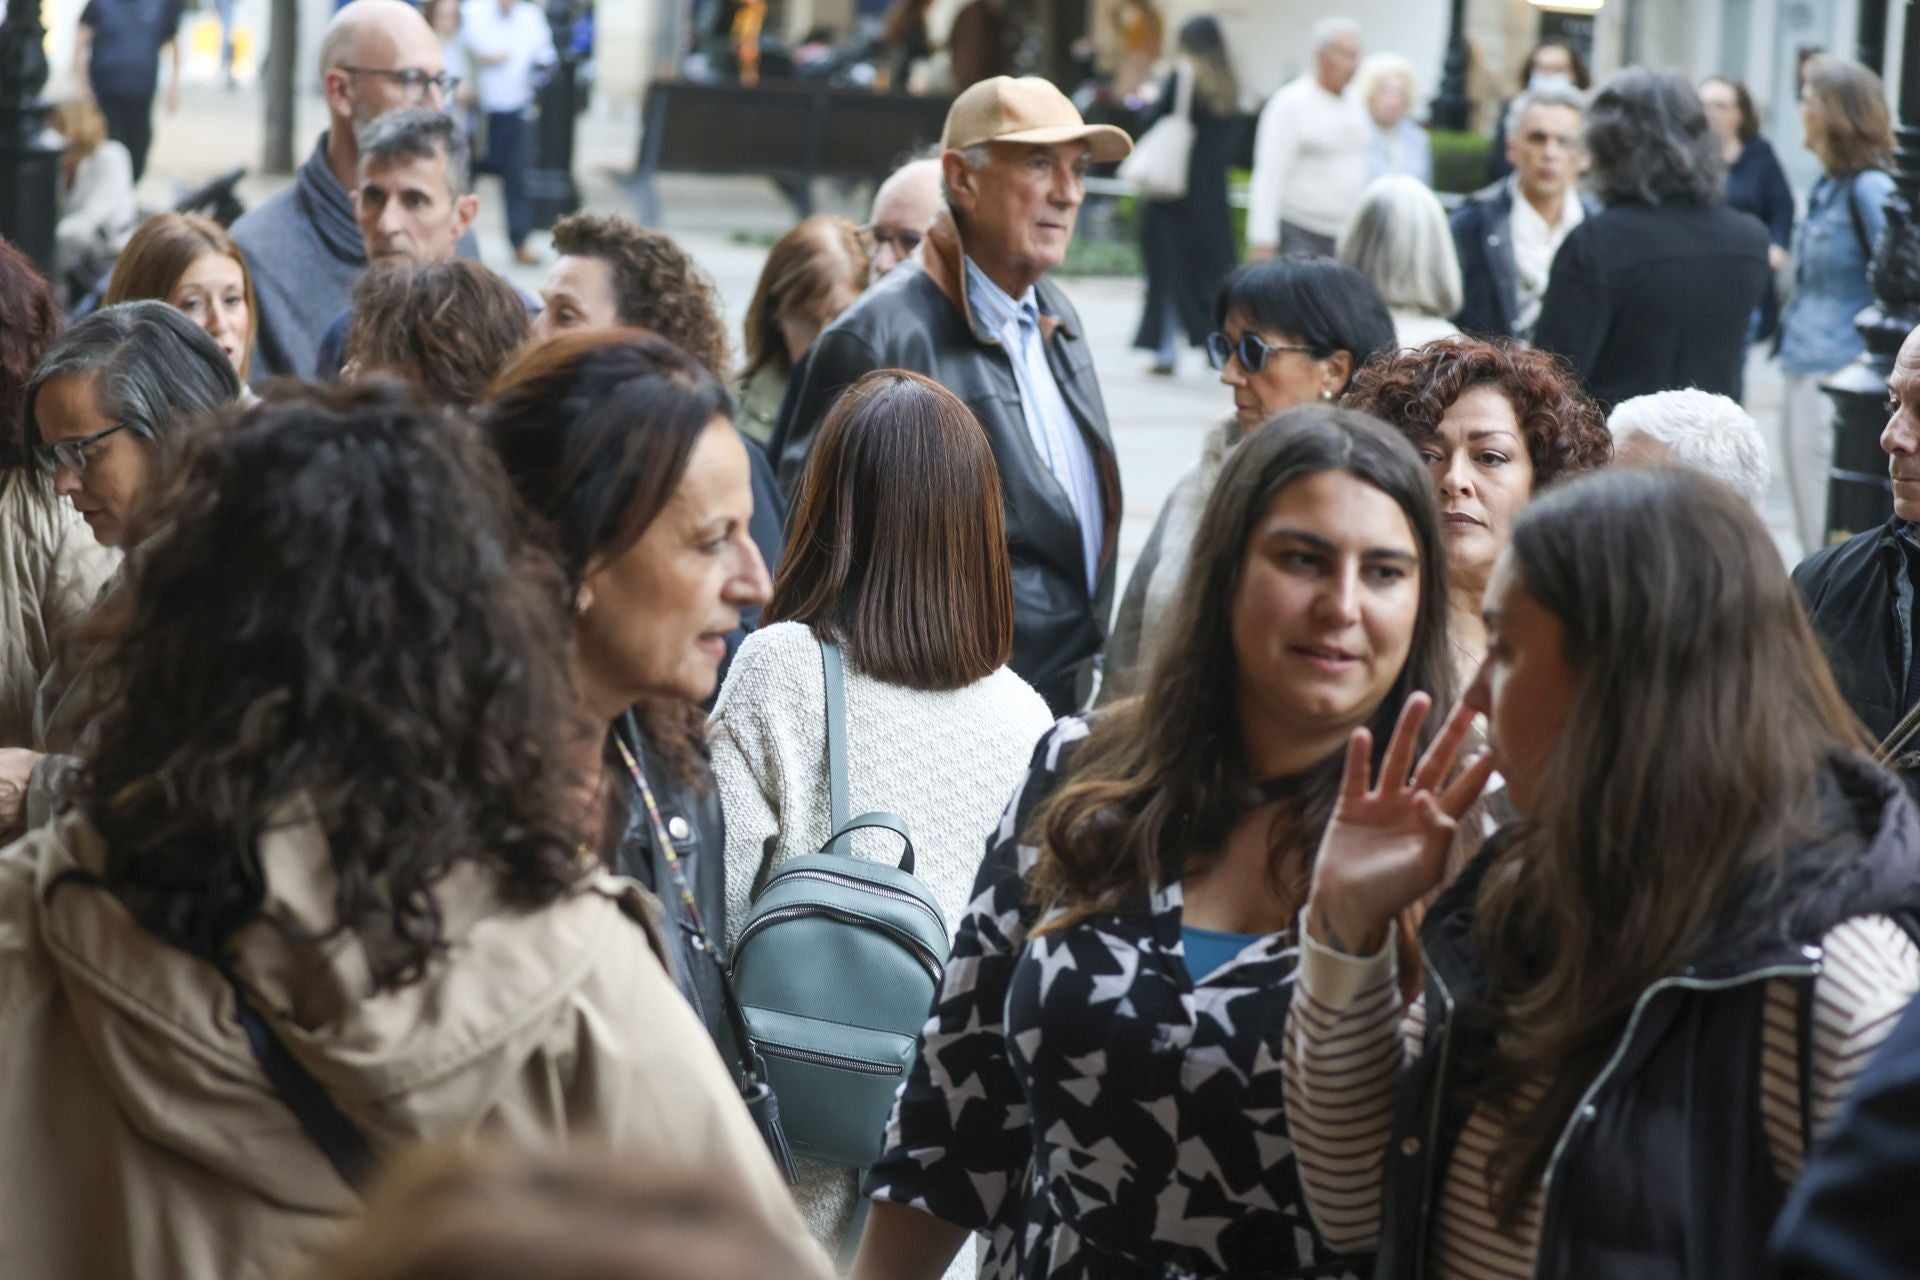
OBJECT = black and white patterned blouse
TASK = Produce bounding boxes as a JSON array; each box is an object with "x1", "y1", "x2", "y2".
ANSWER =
[{"x1": 865, "y1": 718, "x2": 1370, "y2": 1280}]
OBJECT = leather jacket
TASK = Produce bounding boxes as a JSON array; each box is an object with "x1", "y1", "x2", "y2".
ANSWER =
[
  {"x1": 1794, "y1": 520, "x2": 1920, "y2": 798},
  {"x1": 611, "y1": 713, "x2": 740, "y2": 1069},
  {"x1": 769, "y1": 210, "x2": 1122, "y2": 714}
]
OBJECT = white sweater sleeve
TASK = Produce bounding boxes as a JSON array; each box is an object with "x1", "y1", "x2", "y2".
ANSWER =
[
  {"x1": 708, "y1": 651, "x2": 787, "y2": 952},
  {"x1": 1246, "y1": 88, "x2": 1298, "y2": 251}
]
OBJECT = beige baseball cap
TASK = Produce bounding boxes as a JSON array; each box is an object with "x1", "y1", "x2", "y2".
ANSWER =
[{"x1": 940, "y1": 76, "x2": 1134, "y2": 163}]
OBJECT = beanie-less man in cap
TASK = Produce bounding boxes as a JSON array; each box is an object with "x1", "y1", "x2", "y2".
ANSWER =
[{"x1": 771, "y1": 77, "x2": 1132, "y2": 714}]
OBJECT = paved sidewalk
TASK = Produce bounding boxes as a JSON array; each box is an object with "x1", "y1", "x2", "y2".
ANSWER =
[{"x1": 136, "y1": 80, "x2": 1808, "y2": 602}]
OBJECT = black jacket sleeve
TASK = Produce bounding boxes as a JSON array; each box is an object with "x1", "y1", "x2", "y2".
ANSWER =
[
  {"x1": 1529, "y1": 228, "x2": 1606, "y2": 385},
  {"x1": 1771, "y1": 994, "x2": 1920, "y2": 1278},
  {"x1": 1759, "y1": 145, "x2": 1796, "y2": 249},
  {"x1": 768, "y1": 326, "x2": 884, "y2": 496}
]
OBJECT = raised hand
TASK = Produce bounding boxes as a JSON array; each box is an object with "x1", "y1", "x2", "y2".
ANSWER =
[{"x1": 1304, "y1": 693, "x2": 1494, "y2": 956}]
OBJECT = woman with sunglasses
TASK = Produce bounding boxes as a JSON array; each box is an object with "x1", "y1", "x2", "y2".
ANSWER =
[{"x1": 1106, "y1": 256, "x2": 1395, "y2": 699}]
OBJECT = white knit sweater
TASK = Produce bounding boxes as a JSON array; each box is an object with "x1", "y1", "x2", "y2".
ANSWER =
[{"x1": 709, "y1": 621, "x2": 1055, "y2": 1274}]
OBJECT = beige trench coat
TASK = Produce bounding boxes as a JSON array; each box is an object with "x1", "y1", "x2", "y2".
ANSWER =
[{"x1": 0, "y1": 811, "x2": 827, "y2": 1279}]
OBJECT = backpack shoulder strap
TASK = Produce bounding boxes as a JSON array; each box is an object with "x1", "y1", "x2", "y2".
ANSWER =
[
  {"x1": 1846, "y1": 169, "x2": 1883, "y2": 265},
  {"x1": 226, "y1": 974, "x2": 374, "y2": 1194},
  {"x1": 821, "y1": 637, "x2": 852, "y2": 855}
]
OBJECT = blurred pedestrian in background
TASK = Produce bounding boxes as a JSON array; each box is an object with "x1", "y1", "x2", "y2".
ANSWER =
[
  {"x1": 1775, "y1": 55, "x2": 1895, "y2": 555},
  {"x1": 1358, "y1": 54, "x2": 1431, "y2": 185},
  {"x1": 1532, "y1": 69, "x2": 1769, "y2": 408},
  {"x1": 1483, "y1": 40, "x2": 1590, "y2": 183},
  {"x1": 1247, "y1": 18, "x2": 1367, "y2": 260},
  {"x1": 50, "y1": 101, "x2": 139, "y2": 304},
  {"x1": 737, "y1": 217, "x2": 870, "y2": 446},
  {"x1": 1339, "y1": 175, "x2": 1463, "y2": 350},
  {"x1": 341, "y1": 259, "x2": 529, "y2": 408},
  {"x1": 1107, "y1": 256, "x2": 1394, "y2": 699},
  {"x1": 104, "y1": 213, "x2": 257, "y2": 385},
  {"x1": 460, "y1": 0, "x2": 556, "y2": 267},
  {"x1": 947, "y1": 0, "x2": 1011, "y2": 93},
  {"x1": 1701, "y1": 75, "x2": 1793, "y2": 342},
  {"x1": 1132, "y1": 15, "x2": 1244, "y2": 376},
  {"x1": 72, "y1": 0, "x2": 185, "y2": 183},
  {"x1": 1449, "y1": 84, "x2": 1592, "y2": 344}
]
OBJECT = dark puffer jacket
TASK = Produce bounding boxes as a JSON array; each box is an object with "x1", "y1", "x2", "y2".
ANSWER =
[{"x1": 1378, "y1": 754, "x2": 1920, "y2": 1280}]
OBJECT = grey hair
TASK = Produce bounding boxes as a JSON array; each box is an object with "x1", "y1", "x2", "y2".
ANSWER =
[
  {"x1": 358, "y1": 106, "x2": 471, "y2": 196},
  {"x1": 1337, "y1": 175, "x2": 1463, "y2": 319},
  {"x1": 1584, "y1": 67, "x2": 1725, "y2": 206},
  {"x1": 1311, "y1": 17, "x2": 1361, "y2": 52},
  {"x1": 940, "y1": 142, "x2": 994, "y2": 214},
  {"x1": 1608, "y1": 389, "x2": 1770, "y2": 508},
  {"x1": 24, "y1": 300, "x2": 239, "y2": 454},
  {"x1": 1504, "y1": 82, "x2": 1590, "y2": 141}
]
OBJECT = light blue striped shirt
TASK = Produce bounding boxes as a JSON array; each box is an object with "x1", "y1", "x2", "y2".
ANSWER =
[{"x1": 963, "y1": 257, "x2": 1104, "y2": 592}]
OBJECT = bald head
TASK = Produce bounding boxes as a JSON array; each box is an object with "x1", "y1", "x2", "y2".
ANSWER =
[
  {"x1": 319, "y1": 0, "x2": 445, "y2": 150},
  {"x1": 867, "y1": 159, "x2": 944, "y2": 279}
]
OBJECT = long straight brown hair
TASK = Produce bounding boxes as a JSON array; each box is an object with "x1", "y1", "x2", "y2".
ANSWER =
[
  {"x1": 1029, "y1": 405, "x2": 1455, "y2": 931},
  {"x1": 765, "y1": 369, "x2": 1013, "y2": 690},
  {"x1": 1473, "y1": 467, "x2": 1869, "y2": 1221}
]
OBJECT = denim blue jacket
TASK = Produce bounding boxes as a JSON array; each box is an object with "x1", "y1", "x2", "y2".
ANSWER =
[{"x1": 1779, "y1": 168, "x2": 1895, "y2": 374}]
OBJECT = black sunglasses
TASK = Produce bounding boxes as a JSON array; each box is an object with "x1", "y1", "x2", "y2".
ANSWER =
[{"x1": 1205, "y1": 331, "x2": 1316, "y2": 374}]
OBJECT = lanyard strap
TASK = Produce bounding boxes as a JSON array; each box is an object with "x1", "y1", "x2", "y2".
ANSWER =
[{"x1": 612, "y1": 733, "x2": 715, "y2": 943}]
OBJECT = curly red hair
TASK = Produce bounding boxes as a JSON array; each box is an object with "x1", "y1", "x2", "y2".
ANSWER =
[{"x1": 1343, "y1": 337, "x2": 1612, "y2": 486}]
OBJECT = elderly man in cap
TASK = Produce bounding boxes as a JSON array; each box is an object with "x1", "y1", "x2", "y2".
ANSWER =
[{"x1": 772, "y1": 77, "x2": 1132, "y2": 714}]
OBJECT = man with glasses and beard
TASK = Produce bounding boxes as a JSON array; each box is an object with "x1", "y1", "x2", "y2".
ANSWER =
[{"x1": 232, "y1": 0, "x2": 476, "y2": 381}]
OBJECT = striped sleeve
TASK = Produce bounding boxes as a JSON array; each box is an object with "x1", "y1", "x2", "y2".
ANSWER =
[
  {"x1": 1282, "y1": 921, "x2": 1416, "y2": 1254},
  {"x1": 1759, "y1": 915, "x2": 1920, "y2": 1186}
]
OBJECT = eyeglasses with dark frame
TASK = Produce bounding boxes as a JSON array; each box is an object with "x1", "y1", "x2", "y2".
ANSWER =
[
  {"x1": 38, "y1": 421, "x2": 145, "y2": 473},
  {"x1": 339, "y1": 66, "x2": 461, "y2": 100},
  {"x1": 1205, "y1": 331, "x2": 1317, "y2": 374},
  {"x1": 857, "y1": 224, "x2": 925, "y2": 258}
]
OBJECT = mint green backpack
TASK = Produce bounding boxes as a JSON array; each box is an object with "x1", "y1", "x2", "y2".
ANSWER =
[{"x1": 729, "y1": 640, "x2": 951, "y2": 1174}]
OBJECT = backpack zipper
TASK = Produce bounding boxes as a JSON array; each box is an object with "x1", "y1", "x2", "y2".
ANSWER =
[
  {"x1": 757, "y1": 1041, "x2": 907, "y2": 1076},
  {"x1": 735, "y1": 903, "x2": 943, "y2": 984},
  {"x1": 775, "y1": 867, "x2": 944, "y2": 933}
]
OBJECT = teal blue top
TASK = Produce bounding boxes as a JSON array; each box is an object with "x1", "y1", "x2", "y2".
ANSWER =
[{"x1": 1181, "y1": 924, "x2": 1263, "y2": 980}]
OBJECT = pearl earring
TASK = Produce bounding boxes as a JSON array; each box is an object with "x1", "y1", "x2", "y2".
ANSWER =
[{"x1": 1320, "y1": 388, "x2": 1335, "y2": 401}]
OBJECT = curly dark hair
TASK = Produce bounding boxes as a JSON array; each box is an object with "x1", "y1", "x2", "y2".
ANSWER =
[
  {"x1": 0, "y1": 237, "x2": 63, "y2": 473},
  {"x1": 483, "y1": 328, "x2": 736, "y2": 787},
  {"x1": 345, "y1": 259, "x2": 531, "y2": 408},
  {"x1": 68, "y1": 382, "x2": 586, "y2": 991},
  {"x1": 550, "y1": 212, "x2": 732, "y2": 381},
  {"x1": 1342, "y1": 337, "x2": 1613, "y2": 487}
]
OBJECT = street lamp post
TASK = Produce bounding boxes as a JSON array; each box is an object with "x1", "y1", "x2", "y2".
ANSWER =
[
  {"x1": 1822, "y1": 0, "x2": 1920, "y2": 543},
  {"x1": 0, "y1": 0, "x2": 64, "y2": 277},
  {"x1": 1430, "y1": 0, "x2": 1472, "y2": 132}
]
